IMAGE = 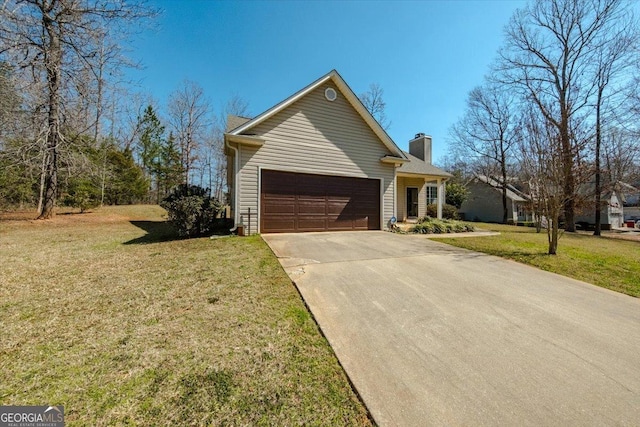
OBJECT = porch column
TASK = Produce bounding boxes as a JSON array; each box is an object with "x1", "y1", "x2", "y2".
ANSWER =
[{"x1": 437, "y1": 178, "x2": 443, "y2": 219}]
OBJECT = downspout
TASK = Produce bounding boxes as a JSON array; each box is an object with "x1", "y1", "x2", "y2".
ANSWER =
[
  {"x1": 393, "y1": 173, "x2": 397, "y2": 220},
  {"x1": 225, "y1": 137, "x2": 240, "y2": 231},
  {"x1": 437, "y1": 178, "x2": 443, "y2": 219}
]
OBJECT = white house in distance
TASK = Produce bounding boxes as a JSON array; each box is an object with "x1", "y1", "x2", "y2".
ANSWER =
[
  {"x1": 575, "y1": 186, "x2": 625, "y2": 230},
  {"x1": 224, "y1": 69, "x2": 451, "y2": 234},
  {"x1": 620, "y1": 182, "x2": 640, "y2": 225}
]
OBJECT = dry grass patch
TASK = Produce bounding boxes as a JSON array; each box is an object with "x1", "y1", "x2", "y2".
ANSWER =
[
  {"x1": 0, "y1": 205, "x2": 371, "y2": 426},
  {"x1": 438, "y1": 223, "x2": 640, "y2": 297}
]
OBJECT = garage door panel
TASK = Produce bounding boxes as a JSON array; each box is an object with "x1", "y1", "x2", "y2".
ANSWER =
[
  {"x1": 329, "y1": 185, "x2": 354, "y2": 195},
  {"x1": 263, "y1": 193, "x2": 295, "y2": 201},
  {"x1": 327, "y1": 201, "x2": 349, "y2": 214},
  {"x1": 298, "y1": 195, "x2": 327, "y2": 203},
  {"x1": 327, "y1": 216, "x2": 356, "y2": 230},
  {"x1": 261, "y1": 170, "x2": 380, "y2": 233},
  {"x1": 264, "y1": 218, "x2": 296, "y2": 233},
  {"x1": 354, "y1": 201, "x2": 379, "y2": 211},
  {"x1": 327, "y1": 196, "x2": 351, "y2": 204},
  {"x1": 262, "y1": 202, "x2": 295, "y2": 214},
  {"x1": 298, "y1": 201, "x2": 327, "y2": 214},
  {"x1": 263, "y1": 181, "x2": 296, "y2": 197},
  {"x1": 296, "y1": 181, "x2": 327, "y2": 197},
  {"x1": 353, "y1": 217, "x2": 371, "y2": 229},
  {"x1": 297, "y1": 217, "x2": 328, "y2": 231}
]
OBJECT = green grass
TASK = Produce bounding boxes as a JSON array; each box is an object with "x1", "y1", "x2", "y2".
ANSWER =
[
  {"x1": 0, "y1": 205, "x2": 371, "y2": 426},
  {"x1": 438, "y1": 223, "x2": 640, "y2": 297}
]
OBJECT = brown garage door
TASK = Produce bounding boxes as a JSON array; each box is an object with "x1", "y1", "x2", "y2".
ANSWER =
[{"x1": 261, "y1": 170, "x2": 380, "y2": 233}]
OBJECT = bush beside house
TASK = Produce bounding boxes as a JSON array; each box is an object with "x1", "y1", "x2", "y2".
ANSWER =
[
  {"x1": 411, "y1": 216, "x2": 475, "y2": 234},
  {"x1": 161, "y1": 184, "x2": 221, "y2": 237},
  {"x1": 427, "y1": 203, "x2": 459, "y2": 219}
]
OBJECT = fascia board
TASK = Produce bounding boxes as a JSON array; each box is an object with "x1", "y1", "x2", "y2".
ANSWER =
[
  {"x1": 225, "y1": 133, "x2": 265, "y2": 147},
  {"x1": 381, "y1": 155, "x2": 409, "y2": 165}
]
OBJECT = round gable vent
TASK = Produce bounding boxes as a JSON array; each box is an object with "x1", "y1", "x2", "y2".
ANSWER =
[{"x1": 325, "y1": 87, "x2": 337, "y2": 101}]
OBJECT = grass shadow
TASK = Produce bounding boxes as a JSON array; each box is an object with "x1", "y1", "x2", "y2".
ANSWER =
[
  {"x1": 125, "y1": 219, "x2": 234, "y2": 244},
  {"x1": 488, "y1": 250, "x2": 548, "y2": 262},
  {"x1": 124, "y1": 220, "x2": 181, "y2": 245},
  {"x1": 449, "y1": 247, "x2": 547, "y2": 263},
  {"x1": 58, "y1": 211, "x2": 89, "y2": 216}
]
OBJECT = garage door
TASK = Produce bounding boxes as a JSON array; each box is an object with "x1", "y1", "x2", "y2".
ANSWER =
[{"x1": 261, "y1": 170, "x2": 380, "y2": 233}]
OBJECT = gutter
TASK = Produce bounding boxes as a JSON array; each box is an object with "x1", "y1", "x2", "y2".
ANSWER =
[{"x1": 225, "y1": 136, "x2": 240, "y2": 231}]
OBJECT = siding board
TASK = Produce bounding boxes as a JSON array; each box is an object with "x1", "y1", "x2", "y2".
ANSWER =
[{"x1": 236, "y1": 82, "x2": 396, "y2": 233}]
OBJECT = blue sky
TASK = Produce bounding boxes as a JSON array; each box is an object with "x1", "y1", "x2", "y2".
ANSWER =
[{"x1": 126, "y1": 0, "x2": 525, "y2": 163}]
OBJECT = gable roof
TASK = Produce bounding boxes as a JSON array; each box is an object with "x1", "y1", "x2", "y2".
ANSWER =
[
  {"x1": 474, "y1": 174, "x2": 529, "y2": 202},
  {"x1": 397, "y1": 151, "x2": 453, "y2": 178},
  {"x1": 226, "y1": 115, "x2": 251, "y2": 132},
  {"x1": 226, "y1": 69, "x2": 408, "y2": 160}
]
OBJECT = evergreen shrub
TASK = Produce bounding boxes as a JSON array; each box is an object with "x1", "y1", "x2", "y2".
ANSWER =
[{"x1": 161, "y1": 185, "x2": 221, "y2": 237}]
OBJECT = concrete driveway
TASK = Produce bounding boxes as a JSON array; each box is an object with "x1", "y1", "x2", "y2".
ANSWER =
[{"x1": 262, "y1": 231, "x2": 640, "y2": 426}]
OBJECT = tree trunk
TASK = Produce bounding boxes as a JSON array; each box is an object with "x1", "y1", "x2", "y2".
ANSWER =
[
  {"x1": 548, "y1": 215, "x2": 559, "y2": 255},
  {"x1": 183, "y1": 129, "x2": 191, "y2": 186},
  {"x1": 94, "y1": 43, "x2": 104, "y2": 144},
  {"x1": 501, "y1": 155, "x2": 508, "y2": 224},
  {"x1": 502, "y1": 187, "x2": 508, "y2": 224},
  {"x1": 594, "y1": 89, "x2": 603, "y2": 236},
  {"x1": 37, "y1": 13, "x2": 62, "y2": 220},
  {"x1": 36, "y1": 146, "x2": 48, "y2": 215},
  {"x1": 560, "y1": 116, "x2": 576, "y2": 232},
  {"x1": 39, "y1": 140, "x2": 58, "y2": 219},
  {"x1": 100, "y1": 145, "x2": 107, "y2": 207}
]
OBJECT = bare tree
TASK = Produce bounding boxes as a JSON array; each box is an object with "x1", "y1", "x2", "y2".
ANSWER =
[
  {"x1": 360, "y1": 83, "x2": 391, "y2": 130},
  {"x1": 450, "y1": 83, "x2": 519, "y2": 223},
  {"x1": 499, "y1": 0, "x2": 628, "y2": 232},
  {"x1": 0, "y1": 0, "x2": 155, "y2": 218},
  {"x1": 207, "y1": 95, "x2": 249, "y2": 201},
  {"x1": 0, "y1": 62, "x2": 22, "y2": 143},
  {"x1": 168, "y1": 80, "x2": 210, "y2": 186},
  {"x1": 519, "y1": 107, "x2": 566, "y2": 254},
  {"x1": 603, "y1": 128, "x2": 640, "y2": 185},
  {"x1": 591, "y1": 18, "x2": 638, "y2": 235}
]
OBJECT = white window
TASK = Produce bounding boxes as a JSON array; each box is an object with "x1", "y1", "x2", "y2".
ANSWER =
[{"x1": 427, "y1": 185, "x2": 438, "y2": 205}]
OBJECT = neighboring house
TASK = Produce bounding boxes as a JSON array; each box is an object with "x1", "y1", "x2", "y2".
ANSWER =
[
  {"x1": 575, "y1": 189, "x2": 624, "y2": 230},
  {"x1": 224, "y1": 69, "x2": 451, "y2": 234},
  {"x1": 459, "y1": 174, "x2": 532, "y2": 223},
  {"x1": 573, "y1": 180, "x2": 640, "y2": 229},
  {"x1": 572, "y1": 181, "x2": 636, "y2": 229},
  {"x1": 620, "y1": 182, "x2": 640, "y2": 223}
]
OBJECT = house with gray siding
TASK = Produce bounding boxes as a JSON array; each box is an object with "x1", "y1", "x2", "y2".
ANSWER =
[
  {"x1": 224, "y1": 69, "x2": 451, "y2": 234},
  {"x1": 459, "y1": 174, "x2": 532, "y2": 224}
]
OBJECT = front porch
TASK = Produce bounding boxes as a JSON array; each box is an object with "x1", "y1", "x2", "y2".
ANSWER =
[{"x1": 396, "y1": 175, "x2": 446, "y2": 222}]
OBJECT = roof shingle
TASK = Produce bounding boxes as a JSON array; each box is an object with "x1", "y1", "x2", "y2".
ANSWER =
[{"x1": 397, "y1": 151, "x2": 452, "y2": 178}]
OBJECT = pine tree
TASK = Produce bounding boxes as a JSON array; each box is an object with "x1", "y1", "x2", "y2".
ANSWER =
[
  {"x1": 104, "y1": 147, "x2": 148, "y2": 205},
  {"x1": 136, "y1": 105, "x2": 165, "y2": 202},
  {"x1": 157, "y1": 132, "x2": 184, "y2": 202}
]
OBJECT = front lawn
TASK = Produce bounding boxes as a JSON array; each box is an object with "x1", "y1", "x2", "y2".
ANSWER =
[
  {"x1": 0, "y1": 205, "x2": 371, "y2": 425},
  {"x1": 438, "y1": 223, "x2": 640, "y2": 297}
]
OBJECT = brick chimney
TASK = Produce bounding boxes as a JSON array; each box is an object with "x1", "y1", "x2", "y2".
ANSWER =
[{"x1": 409, "y1": 133, "x2": 432, "y2": 164}]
